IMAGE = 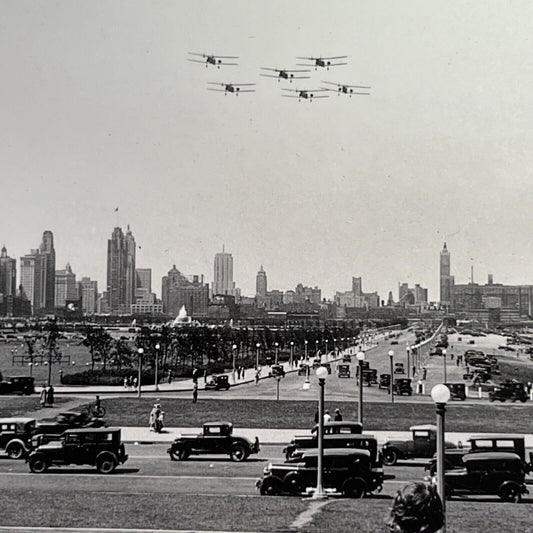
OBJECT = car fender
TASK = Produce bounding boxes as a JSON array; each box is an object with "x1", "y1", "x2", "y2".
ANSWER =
[
  {"x1": 96, "y1": 450, "x2": 118, "y2": 464},
  {"x1": 383, "y1": 443, "x2": 405, "y2": 459},
  {"x1": 6, "y1": 438, "x2": 30, "y2": 453}
]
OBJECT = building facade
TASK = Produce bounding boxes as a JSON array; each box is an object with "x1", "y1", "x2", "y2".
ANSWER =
[
  {"x1": 212, "y1": 247, "x2": 239, "y2": 297},
  {"x1": 162, "y1": 265, "x2": 209, "y2": 317},
  {"x1": 55, "y1": 263, "x2": 78, "y2": 307},
  {"x1": 78, "y1": 277, "x2": 98, "y2": 316},
  {"x1": 439, "y1": 242, "x2": 454, "y2": 306},
  {"x1": 0, "y1": 246, "x2": 17, "y2": 298},
  {"x1": 256, "y1": 265, "x2": 267, "y2": 297},
  {"x1": 106, "y1": 226, "x2": 136, "y2": 314}
]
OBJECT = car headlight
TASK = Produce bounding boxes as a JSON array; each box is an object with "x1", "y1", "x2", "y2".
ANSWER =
[{"x1": 263, "y1": 462, "x2": 272, "y2": 474}]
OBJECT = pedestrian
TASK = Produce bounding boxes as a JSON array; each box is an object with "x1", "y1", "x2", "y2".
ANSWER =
[
  {"x1": 124, "y1": 377, "x2": 128, "y2": 389},
  {"x1": 450, "y1": 352, "x2": 454, "y2": 361},
  {"x1": 387, "y1": 482, "x2": 444, "y2": 533},
  {"x1": 255, "y1": 371, "x2": 260, "y2": 385},
  {"x1": 334, "y1": 408, "x2": 342, "y2": 421},
  {"x1": 40, "y1": 385, "x2": 47, "y2": 408},
  {"x1": 149, "y1": 403, "x2": 160, "y2": 430},
  {"x1": 167, "y1": 369, "x2": 173, "y2": 384},
  {"x1": 133, "y1": 377, "x2": 138, "y2": 390},
  {"x1": 314, "y1": 410, "x2": 319, "y2": 424},
  {"x1": 46, "y1": 384, "x2": 54, "y2": 406},
  {"x1": 127, "y1": 376, "x2": 132, "y2": 390},
  {"x1": 192, "y1": 383, "x2": 198, "y2": 403},
  {"x1": 324, "y1": 410, "x2": 331, "y2": 423},
  {"x1": 242, "y1": 368, "x2": 246, "y2": 380},
  {"x1": 95, "y1": 395, "x2": 101, "y2": 411}
]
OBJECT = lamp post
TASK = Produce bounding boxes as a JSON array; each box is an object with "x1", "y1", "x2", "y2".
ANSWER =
[
  {"x1": 388, "y1": 350, "x2": 394, "y2": 403},
  {"x1": 274, "y1": 342, "x2": 279, "y2": 365},
  {"x1": 232, "y1": 344, "x2": 238, "y2": 383},
  {"x1": 290, "y1": 341, "x2": 294, "y2": 367},
  {"x1": 154, "y1": 343, "x2": 160, "y2": 392},
  {"x1": 333, "y1": 338, "x2": 337, "y2": 356},
  {"x1": 314, "y1": 366, "x2": 328, "y2": 500},
  {"x1": 137, "y1": 348, "x2": 144, "y2": 399},
  {"x1": 356, "y1": 351, "x2": 365, "y2": 425},
  {"x1": 431, "y1": 384, "x2": 451, "y2": 518},
  {"x1": 305, "y1": 340, "x2": 309, "y2": 381},
  {"x1": 325, "y1": 339, "x2": 329, "y2": 358},
  {"x1": 315, "y1": 339, "x2": 319, "y2": 359},
  {"x1": 406, "y1": 345, "x2": 411, "y2": 380},
  {"x1": 255, "y1": 343, "x2": 260, "y2": 370}
]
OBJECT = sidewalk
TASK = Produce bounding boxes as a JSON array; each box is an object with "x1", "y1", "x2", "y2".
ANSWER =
[{"x1": 121, "y1": 426, "x2": 533, "y2": 447}]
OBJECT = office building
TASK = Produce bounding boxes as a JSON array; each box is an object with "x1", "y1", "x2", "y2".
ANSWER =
[
  {"x1": 212, "y1": 247, "x2": 239, "y2": 297},
  {"x1": 256, "y1": 265, "x2": 267, "y2": 297},
  {"x1": 55, "y1": 263, "x2": 78, "y2": 307},
  {"x1": 78, "y1": 277, "x2": 98, "y2": 316},
  {"x1": 0, "y1": 246, "x2": 17, "y2": 298},
  {"x1": 439, "y1": 242, "x2": 454, "y2": 306},
  {"x1": 136, "y1": 268, "x2": 152, "y2": 301},
  {"x1": 106, "y1": 226, "x2": 136, "y2": 314},
  {"x1": 162, "y1": 265, "x2": 209, "y2": 317},
  {"x1": 399, "y1": 283, "x2": 428, "y2": 305}
]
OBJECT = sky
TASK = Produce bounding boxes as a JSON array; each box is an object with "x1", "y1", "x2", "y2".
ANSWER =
[{"x1": 2, "y1": 1, "x2": 533, "y2": 301}]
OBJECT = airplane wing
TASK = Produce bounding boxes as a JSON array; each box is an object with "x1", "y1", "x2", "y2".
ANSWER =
[
  {"x1": 213, "y1": 55, "x2": 239, "y2": 59},
  {"x1": 233, "y1": 83, "x2": 256, "y2": 86},
  {"x1": 207, "y1": 88, "x2": 226, "y2": 92},
  {"x1": 322, "y1": 81, "x2": 371, "y2": 89},
  {"x1": 188, "y1": 59, "x2": 207, "y2": 64},
  {"x1": 207, "y1": 82, "x2": 224, "y2": 86},
  {"x1": 322, "y1": 56, "x2": 348, "y2": 60},
  {"x1": 260, "y1": 73, "x2": 281, "y2": 78},
  {"x1": 281, "y1": 94, "x2": 300, "y2": 98},
  {"x1": 328, "y1": 62, "x2": 348, "y2": 67},
  {"x1": 237, "y1": 90, "x2": 256, "y2": 93},
  {"x1": 296, "y1": 56, "x2": 318, "y2": 60},
  {"x1": 312, "y1": 95, "x2": 330, "y2": 98},
  {"x1": 321, "y1": 87, "x2": 370, "y2": 95},
  {"x1": 218, "y1": 62, "x2": 238, "y2": 66},
  {"x1": 261, "y1": 67, "x2": 280, "y2": 72}
]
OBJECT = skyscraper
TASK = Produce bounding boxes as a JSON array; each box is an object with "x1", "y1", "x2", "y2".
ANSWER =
[
  {"x1": 39, "y1": 230, "x2": 56, "y2": 313},
  {"x1": 256, "y1": 265, "x2": 267, "y2": 297},
  {"x1": 440, "y1": 242, "x2": 454, "y2": 305},
  {"x1": 20, "y1": 250, "x2": 42, "y2": 314},
  {"x1": 212, "y1": 246, "x2": 238, "y2": 297},
  {"x1": 106, "y1": 226, "x2": 136, "y2": 313},
  {"x1": 0, "y1": 246, "x2": 17, "y2": 297},
  {"x1": 78, "y1": 277, "x2": 98, "y2": 315},
  {"x1": 55, "y1": 263, "x2": 78, "y2": 307},
  {"x1": 136, "y1": 268, "x2": 152, "y2": 301}
]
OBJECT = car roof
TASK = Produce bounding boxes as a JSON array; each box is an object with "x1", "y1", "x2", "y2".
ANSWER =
[
  {"x1": 410, "y1": 424, "x2": 437, "y2": 431},
  {"x1": 463, "y1": 452, "x2": 521, "y2": 462},
  {"x1": 63, "y1": 427, "x2": 120, "y2": 434},
  {"x1": 0, "y1": 417, "x2": 35, "y2": 424},
  {"x1": 301, "y1": 448, "x2": 371, "y2": 458},
  {"x1": 316, "y1": 421, "x2": 363, "y2": 428},
  {"x1": 204, "y1": 421, "x2": 232, "y2": 427},
  {"x1": 469, "y1": 434, "x2": 524, "y2": 440}
]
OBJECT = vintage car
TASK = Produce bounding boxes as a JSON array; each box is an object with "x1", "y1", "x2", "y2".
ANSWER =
[
  {"x1": 27, "y1": 427, "x2": 128, "y2": 474},
  {"x1": 204, "y1": 375, "x2": 230, "y2": 391},
  {"x1": 338, "y1": 364, "x2": 351, "y2": 378},
  {"x1": 283, "y1": 426, "x2": 374, "y2": 461},
  {"x1": 392, "y1": 378, "x2": 412, "y2": 396},
  {"x1": 269, "y1": 364, "x2": 285, "y2": 378},
  {"x1": 394, "y1": 363, "x2": 405, "y2": 374},
  {"x1": 342, "y1": 354, "x2": 352, "y2": 363},
  {"x1": 167, "y1": 422, "x2": 260, "y2": 462},
  {"x1": 382, "y1": 424, "x2": 457, "y2": 466},
  {"x1": 444, "y1": 452, "x2": 529, "y2": 502},
  {"x1": 426, "y1": 434, "x2": 533, "y2": 475},
  {"x1": 310, "y1": 421, "x2": 363, "y2": 435},
  {"x1": 355, "y1": 361, "x2": 370, "y2": 376},
  {"x1": 0, "y1": 376, "x2": 35, "y2": 395},
  {"x1": 445, "y1": 383, "x2": 466, "y2": 401},
  {"x1": 35, "y1": 411, "x2": 106, "y2": 438},
  {"x1": 362, "y1": 369, "x2": 378, "y2": 386},
  {"x1": 463, "y1": 368, "x2": 491, "y2": 383},
  {"x1": 489, "y1": 381, "x2": 528, "y2": 403},
  {"x1": 379, "y1": 373, "x2": 391, "y2": 390},
  {"x1": 0, "y1": 417, "x2": 37, "y2": 459},
  {"x1": 257, "y1": 448, "x2": 394, "y2": 498}
]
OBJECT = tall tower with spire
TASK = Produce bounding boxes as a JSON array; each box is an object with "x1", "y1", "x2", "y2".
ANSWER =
[
  {"x1": 212, "y1": 246, "x2": 238, "y2": 297},
  {"x1": 440, "y1": 242, "x2": 454, "y2": 306},
  {"x1": 0, "y1": 246, "x2": 17, "y2": 298},
  {"x1": 256, "y1": 265, "x2": 267, "y2": 297}
]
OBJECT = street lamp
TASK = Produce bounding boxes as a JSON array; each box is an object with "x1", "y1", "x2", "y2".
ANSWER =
[
  {"x1": 290, "y1": 341, "x2": 294, "y2": 367},
  {"x1": 406, "y1": 345, "x2": 411, "y2": 380},
  {"x1": 154, "y1": 343, "x2": 160, "y2": 391},
  {"x1": 388, "y1": 350, "x2": 394, "y2": 403},
  {"x1": 274, "y1": 342, "x2": 279, "y2": 365},
  {"x1": 137, "y1": 348, "x2": 144, "y2": 399},
  {"x1": 356, "y1": 351, "x2": 365, "y2": 425},
  {"x1": 304, "y1": 340, "x2": 309, "y2": 381},
  {"x1": 314, "y1": 365, "x2": 328, "y2": 500},
  {"x1": 315, "y1": 339, "x2": 319, "y2": 358},
  {"x1": 442, "y1": 349, "x2": 447, "y2": 383},
  {"x1": 325, "y1": 339, "x2": 329, "y2": 358},
  {"x1": 232, "y1": 344, "x2": 238, "y2": 383},
  {"x1": 431, "y1": 384, "x2": 451, "y2": 516},
  {"x1": 255, "y1": 343, "x2": 261, "y2": 370}
]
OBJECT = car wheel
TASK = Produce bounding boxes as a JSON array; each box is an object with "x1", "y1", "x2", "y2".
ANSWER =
[
  {"x1": 175, "y1": 447, "x2": 190, "y2": 460},
  {"x1": 498, "y1": 481, "x2": 522, "y2": 503},
  {"x1": 6, "y1": 442, "x2": 25, "y2": 459},
  {"x1": 283, "y1": 472, "x2": 305, "y2": 494},
  {"x1": 260, "y1": 476, "x2": 282, "y2": 496},
  {"x1": 489, "y1": 396, "x2": 495, "y2": 402},
  {"x1": 96, "y1": 454, "x2": 117, "y2": 474},
  {"x1": 342, "y1": 477, "x2": 366, "y2": 498},
  {"x1": 230, "y1": 443, "x2": 247, "y2": 462},
  {"x1": 499, "y1": 398, "x2": 506, "y2": 403},
  {"x1": 29, "y1": 456, "x2": 49, "y2": 473},
  {"x1": 521, "y1": 397, "x2": 527, "y2": 403},
  {"x1": 383, "y1": 449, "x2": 398, "y2": 466}
]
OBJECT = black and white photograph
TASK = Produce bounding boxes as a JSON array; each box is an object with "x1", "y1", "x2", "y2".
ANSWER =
[{"x1": 1, "y1": 2, "x2": 533, "y2": 532}]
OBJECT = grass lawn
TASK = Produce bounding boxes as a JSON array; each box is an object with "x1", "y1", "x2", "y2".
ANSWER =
[
  {"x1": 90, "y1": 397, "x2": 533, "y2": 432},
  {"x1": 0, "y1": 396, "x2": 70, "y2": 417}
]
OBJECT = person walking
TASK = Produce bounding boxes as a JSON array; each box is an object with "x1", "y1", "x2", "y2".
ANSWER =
[
  {"x1": 46, "y1": 385, "x2": 54, "y2": 406},
  {"x1": 334, "y1": 408, "x2": 342, "y2": 421},
  {"x1": 40, "y1": 385, "x2": 47, "y2": 408},
  {"x1": 167, "y1": 369, "x2": 173, "y2": 384},
  {"x1": 192, "y1": 383, "x2": 198, "y2": 404},
  {"x1": 324, "y1": 410, "x2": 331, "y2": 423}
]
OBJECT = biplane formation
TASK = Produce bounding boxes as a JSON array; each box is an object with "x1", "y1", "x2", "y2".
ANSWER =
[{"x1": 188, "y1": 53, "x2": 371, "y2": 101}]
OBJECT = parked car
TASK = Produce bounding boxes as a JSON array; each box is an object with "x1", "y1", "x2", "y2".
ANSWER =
[
  {"x1": 204, "y1": 375, "x2": 230, "y2": 391},
  {"x1": 167, "y1": 422, "x2": 260, "y2": 462},
  {"x1": 34, "y1": 411, "x2": 106, "y2": 441},
  {"x1": 269, "y1": 365, "x2": 285, "y2": 378},
  {"x1": 27, "y1": 427, "x2": 128, "y2": 474},
  {"x1": 0, "y1": 417, "x2": 37, "y2": 459},
  {"x1": 489, "y1": 382, "x2": 528, "y2": 403},
  {"x1": 382, "y1": 424, "x2": 457, "y2": 466},
  {"x1": 257, "y1": 448, "x2": 394, "y2": 498},
  {"x1": 283, "y1": 426, "x2": 374, "y2": 461},
  {"x1": 379, "y1": 374, "x2": 391, "y2": 390},
  {"x1": 338, "y1": 364, "x2": 351, "y2": 378},
  {"x1": 392, "y1": 378, "x2": 412, "y2": 396},
  {"x1": 444, "y1": 452, "x2": 529, "y2": 502},
  {"x1": 445, "y1": 383, "x2": 466, "y2": 401},
  {"x1": 0, "y1": 376, "x2": 35, "y2": 395},
  {"x1": 426, "y1": 434, "x2": 533, "y2": 476},
  {"x1": 394, "y1": 363, "x2": 405, "y2": 374},
  {"x1": 310, "y1": 421, "x2": 363, "y2": 435}
]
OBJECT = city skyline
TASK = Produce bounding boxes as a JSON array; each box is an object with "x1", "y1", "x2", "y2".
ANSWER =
[{"x1": 3, "y1": 3, "x2": 533, "y2": 300}]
